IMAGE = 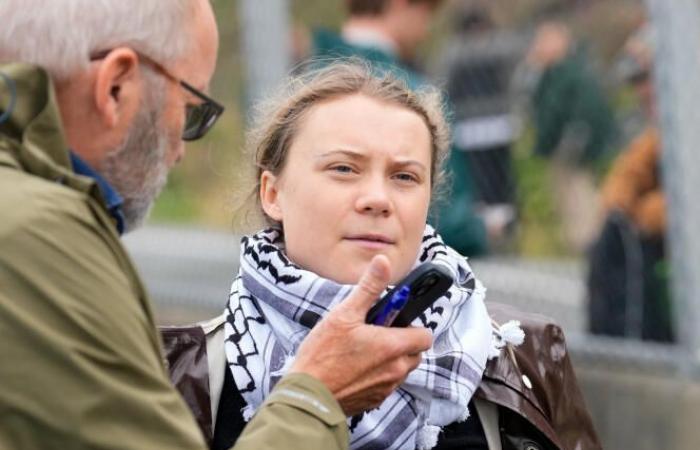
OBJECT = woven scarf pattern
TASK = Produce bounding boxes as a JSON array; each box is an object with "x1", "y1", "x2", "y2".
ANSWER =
[{"x1": 224, "y1": 225, "x2": 493, "y2": 450}]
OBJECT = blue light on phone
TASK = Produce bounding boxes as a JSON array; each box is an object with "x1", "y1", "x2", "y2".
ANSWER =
[{"x1": 373, "y1": 286, "x2": 411, "y2": 326}]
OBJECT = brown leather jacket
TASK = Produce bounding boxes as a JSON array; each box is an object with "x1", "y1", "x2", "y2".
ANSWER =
[
  {"x1": 476, "y1": 303, "x2": 602, "y2": 450},
  {"x1": 161, "y1": 303, "x2": 602, "y2": 450}
]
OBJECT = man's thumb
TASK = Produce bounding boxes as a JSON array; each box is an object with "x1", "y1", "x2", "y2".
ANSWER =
[{"x1": 343, "y1": 255, "x2": 392, "y2": 314}]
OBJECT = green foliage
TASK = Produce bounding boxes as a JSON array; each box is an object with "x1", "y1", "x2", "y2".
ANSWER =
[
  {"x1": 512, "y1": 126, "x2": 569, "y2": 256},
  {"x1": 292, "y1": 0, "x2": 344, "y2": 28},
  {"x1": 150, "y1": 173, "x2": 200, "y2": 224}
]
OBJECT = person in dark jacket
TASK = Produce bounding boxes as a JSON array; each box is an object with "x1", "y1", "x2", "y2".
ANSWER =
[{"x1": 524, "y1": 20, "x2": 617, "y2": 253}]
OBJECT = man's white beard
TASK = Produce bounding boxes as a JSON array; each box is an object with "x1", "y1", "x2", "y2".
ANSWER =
[{"x1": 99, "y1": 76, "x2": 170, "y2": 233}]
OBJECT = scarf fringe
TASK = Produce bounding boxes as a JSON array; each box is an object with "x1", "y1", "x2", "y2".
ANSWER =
[
  {"x1": 241, "y1": 404, "x2": 256, "y2": 422},
  {"x1": 416, "y1": 424, "x2": 442, "y2": 450},
  {"x1": 458, "y1": 405, "x2": 470, "y2": 422}
]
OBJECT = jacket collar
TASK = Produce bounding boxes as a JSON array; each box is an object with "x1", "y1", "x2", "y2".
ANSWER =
[
  {"x1": 69, "y1": 152, "x2": 125, "y2": 234},
  {"x1": 0, "y1": 63, "x2": 71, "y2": 174},
  {"x1": 0, "y1": 63, "x2": 124, "y2": 234}
]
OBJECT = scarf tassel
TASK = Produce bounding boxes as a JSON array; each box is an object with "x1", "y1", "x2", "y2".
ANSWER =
[
  {"x1": 489, "y1": 320, "x2": 525, "y2": 360},
  {"x1": 241, "y1": 404, "x2": 256, "y2": 422},
  {"x1": 416, "y1": 424, "x2": 442, "y2": 450}
]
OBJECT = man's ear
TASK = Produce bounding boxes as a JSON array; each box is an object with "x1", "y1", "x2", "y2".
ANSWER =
[
  {"x1": 93, "y1": 47, "x2": 141, "y2": 128},
  {"x1": 260, "y1": 170, "x2": 284, "y2": 221}
]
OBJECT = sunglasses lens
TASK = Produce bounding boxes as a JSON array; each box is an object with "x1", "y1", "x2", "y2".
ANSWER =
[
  {"x1": 183, "y1": 104, "x2": 204, "y2": 141},
  {"x1": 182, "y1": 103, "x2": 220, "y2": 141},
  {"x1": 179, "y1": 81, "x2": 224, "y2": 141}
]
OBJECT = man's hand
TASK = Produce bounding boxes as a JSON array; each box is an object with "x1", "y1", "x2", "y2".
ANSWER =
[{"x1": 289, "y1": 255, "x2": 433, "y2": 416}]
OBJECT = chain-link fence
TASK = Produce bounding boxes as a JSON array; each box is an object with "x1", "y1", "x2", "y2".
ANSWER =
[{"x1": 127, "y1": 1, "x2": 700, "y2": 448}]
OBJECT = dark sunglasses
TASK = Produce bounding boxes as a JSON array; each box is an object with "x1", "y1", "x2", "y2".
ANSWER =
[
  {"x1": 90, "y1": 49, "x2": 224, "y2": 141},
  {"x1": 179, "y1": 80, "x2": 225, "y2": 141}
]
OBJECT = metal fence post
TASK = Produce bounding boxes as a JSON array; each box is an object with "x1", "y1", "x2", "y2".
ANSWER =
[
  {"x1": 646, "y1": 0, "x2": 700, "y2": 365},
  {"x1": 238, "y1": 0, "x2": 291, "y2": 107}
]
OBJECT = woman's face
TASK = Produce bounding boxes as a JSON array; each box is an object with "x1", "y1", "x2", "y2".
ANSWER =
[{"x1": 260, "y1": 93, "x2": 432, "y2": 284}]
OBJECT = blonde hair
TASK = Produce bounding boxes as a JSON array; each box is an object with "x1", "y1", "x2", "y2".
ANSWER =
[{"x1": 247, "y1": 59, "x2": 450, "y2": 226}]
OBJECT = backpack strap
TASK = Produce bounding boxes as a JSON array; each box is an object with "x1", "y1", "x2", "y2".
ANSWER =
[
  {"x1": 201, "y1": 313, "x2": 227, "y2": 431},
  {"x1": 474, "y1": 397, "x2": 502, "y2": 450}
]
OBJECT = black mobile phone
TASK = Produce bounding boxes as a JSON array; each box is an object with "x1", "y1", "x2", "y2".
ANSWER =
[{"x1": 365, "y1": 262, "x2": 453, "y2": 327}]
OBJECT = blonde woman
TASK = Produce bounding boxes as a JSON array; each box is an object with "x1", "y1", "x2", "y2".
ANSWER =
[
  {"x1": 210, "y1": 61, "x2": 494, "y2": 450},
  {"x1": 163, "y1": 61, "x2": 601, "y2": 450}
]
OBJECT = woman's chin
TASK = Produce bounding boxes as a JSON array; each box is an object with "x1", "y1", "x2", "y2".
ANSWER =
[
  {"x1": 316, "y1": 261, "x2": 374, "y2": 286},
  {"x1": 325, "y1": 259, "x2": 411, "y2": 286},
  {"x1": 326, "y1": 263, "x2": 366, "y2": 285},
  {"x1": 297, "y1": 246, "x2": 415, "y2": 286}
]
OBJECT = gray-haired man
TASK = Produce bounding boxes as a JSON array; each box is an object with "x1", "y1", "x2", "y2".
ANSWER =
[{"x1": 0, "y1": 1, "x2": 431, "y2": 449}]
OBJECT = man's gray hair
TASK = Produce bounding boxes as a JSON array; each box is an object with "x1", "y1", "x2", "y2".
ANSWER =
[{"x1": 0, "y1": 0, "x2": 194, "y2": 80}]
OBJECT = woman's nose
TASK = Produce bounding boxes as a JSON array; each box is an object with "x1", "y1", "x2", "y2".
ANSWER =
[{"x1": 355, "y1": 179, "x2": 392, "y2": 216}]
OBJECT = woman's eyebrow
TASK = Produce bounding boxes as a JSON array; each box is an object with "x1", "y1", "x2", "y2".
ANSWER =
[
  {"x1": 316, "y1": 150, "x2": 427, "y2": 171},
  {"x1": 393, "y1": 160, "x2": 427, "y2": 172},
  {"x1": 315, "y1": 149, "x2": 367, "y2": 160}
]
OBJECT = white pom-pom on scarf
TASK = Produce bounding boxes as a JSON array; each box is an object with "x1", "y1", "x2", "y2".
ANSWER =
[
  {"x1": 498, "y1": 320, "x2": 525, "y2": 346},
  {"x1": 488, "y1": 320, "x2": 525, "y2": 359},
  {"x1": 416, "y1": 424, "x2": 442, "y2": 450}
]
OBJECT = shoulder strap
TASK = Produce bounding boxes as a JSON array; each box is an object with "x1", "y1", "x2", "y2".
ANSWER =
[
  {"x1": 202, "y1": 313, "x2": 227, "y2": 429},
  {"x1": 474, "y1": 397, "x2": 502, "y2": 450}
]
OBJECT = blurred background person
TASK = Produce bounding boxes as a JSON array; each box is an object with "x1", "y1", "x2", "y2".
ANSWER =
[
  {"x1": 523, "y1": 16, "x2": 617, "y2": 254},
  {"x1": 310, "y1": 0, "x2": 441, "y2": 85},
  {"x1": 436, "y1": 5, "x2": 527, "y2": 251},
  {"x1": 587, "y1": 24, "x2": 673, "y2": 342}
]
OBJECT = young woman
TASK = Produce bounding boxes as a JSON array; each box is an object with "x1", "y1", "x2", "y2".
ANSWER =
[
  {"x1": 217, "y1": 61, "x2": 494, "y2": 450},
  {"x1": 162, "y1": 60, "x2": 601, "y2": 450}
]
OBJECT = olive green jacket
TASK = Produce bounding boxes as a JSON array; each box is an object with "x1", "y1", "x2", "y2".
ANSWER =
[{"x1": 0, "y1": 63, "x2": 348, "y2": 450}]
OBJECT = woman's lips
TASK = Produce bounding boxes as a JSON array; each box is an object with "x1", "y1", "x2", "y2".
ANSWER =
[{"x1": 344, "y1": 234, "x2": 395, "y2": 249}]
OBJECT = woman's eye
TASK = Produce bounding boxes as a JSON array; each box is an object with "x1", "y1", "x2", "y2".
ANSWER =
[
  {"x1": 330, "y1": 164, "x2": 355, "y2": 174},
  {"x1": 394, "y1": 172, "x2": 419, "y2": 183}
]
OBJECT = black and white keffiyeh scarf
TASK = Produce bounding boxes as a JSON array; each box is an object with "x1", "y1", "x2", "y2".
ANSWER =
[{"x1": 224, "y1": 225, "x2": 494, "y2": 450}]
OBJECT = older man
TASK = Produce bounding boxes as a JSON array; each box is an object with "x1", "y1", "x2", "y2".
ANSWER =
[{"x1": 0, "y1": 1, "x2": 431, "y2": 449}]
